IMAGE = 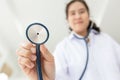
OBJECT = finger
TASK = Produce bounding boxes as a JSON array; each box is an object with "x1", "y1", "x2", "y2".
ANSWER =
[
  {"x1": 20, "y1": 41, "x2": 34, "y2": 50},
  {"x1": 19, "y1": 41, "x2": 36, "y2": 54},
  {"x1": 18, "y1": 56, "x2": 35, "y2": 69},
  {"x1": 16, "y1": 48, "x2": 36, "y2": 61},
  {"x1": 17, "y1": 43, "x2": 36, "y2": 54},
  {"x1": 30, "y1": 47, "x2": 36, "y2": 54},
  {"x1": 18, "y1": 58, "x2": 26, "y2": 70}
]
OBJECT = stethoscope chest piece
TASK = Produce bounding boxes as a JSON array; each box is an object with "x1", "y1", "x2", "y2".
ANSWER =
[{"x1": 26, "y1": 23, "x2": 49, "y2": 44}]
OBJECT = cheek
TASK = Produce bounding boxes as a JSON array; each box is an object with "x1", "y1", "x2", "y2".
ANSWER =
[
  {"x1": 85, "y1": 17, "x2": 90, "y2": 26},
  {"x1": 83, "y1": 12, "x2": 89, "y2": 20},
  {"x1": 83, "y1": 14, "x2": 89, "y2": 21},
  {"x1": 67, "y1": 18, "x2": 74, "y2": 27},
  {"x1": 83, "y1": 15, "x2": 90, "y2": 26}
]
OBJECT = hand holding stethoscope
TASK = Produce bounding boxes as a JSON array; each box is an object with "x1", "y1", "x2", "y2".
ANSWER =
[{"x1": 26, "y1": 23, "x2": 55, "y2": 80}]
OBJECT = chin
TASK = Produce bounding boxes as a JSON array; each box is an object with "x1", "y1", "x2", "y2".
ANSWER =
[
  {"x1": 76, "y1": 28, "x2": 84, "y2": 32},
  {"x1": 74, "y1": 30, "x2": 83, "y2": 33}
]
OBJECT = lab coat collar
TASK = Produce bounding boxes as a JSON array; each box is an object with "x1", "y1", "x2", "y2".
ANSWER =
[{"x1": 69, "y1": 29, "x2": 97, "y2": 40}]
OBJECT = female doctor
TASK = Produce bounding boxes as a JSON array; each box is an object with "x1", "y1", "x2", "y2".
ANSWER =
[{"x1": 16, "y1": 0, "x2": 120, "y2": 80}]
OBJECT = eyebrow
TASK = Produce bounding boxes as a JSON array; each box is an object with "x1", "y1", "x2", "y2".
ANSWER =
[{"x1": 69, "y1": 8, "x2": 86, "y2": 13}]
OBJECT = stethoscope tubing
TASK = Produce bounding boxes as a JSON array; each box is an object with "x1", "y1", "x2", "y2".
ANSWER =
[
  {"x1": 73, "y1": 34, "x2": 89, "y2": 80},
  {"x1": 79, "y1": 39, "x2": 89, "y2": 80},
  {"x1": 36, "y1": 44, "x2": 43, "y2": 80}
]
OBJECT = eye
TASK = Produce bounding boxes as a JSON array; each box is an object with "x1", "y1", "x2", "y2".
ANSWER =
[
  {"x1": 79, "y1": 10, "x2": 85, "y2": 14},
  {"x1": 70, "y1": 12, "x2": 75, "y2": 16},
  {"x1": 69, "y1": 11, "x2": 76, "y2": 16}
]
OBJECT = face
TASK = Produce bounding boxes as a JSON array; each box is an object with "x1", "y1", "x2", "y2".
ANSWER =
[{"x1": 67, "y1": 1, "x2": 89, "y2": 36}]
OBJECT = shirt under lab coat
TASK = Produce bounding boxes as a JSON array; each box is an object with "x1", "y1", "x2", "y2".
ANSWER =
[{"x1": 53, "y1": 30, "x2": 120, "y2": 80}]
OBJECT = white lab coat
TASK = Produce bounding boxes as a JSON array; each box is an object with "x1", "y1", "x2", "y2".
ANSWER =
[{"x1": 53, "y1": 30, "x2": 120, "y2": 80}]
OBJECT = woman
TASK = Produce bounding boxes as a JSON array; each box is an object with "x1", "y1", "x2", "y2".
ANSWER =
[{"x1": 16, "y1": 0, "x2": 120, "y2": 80}]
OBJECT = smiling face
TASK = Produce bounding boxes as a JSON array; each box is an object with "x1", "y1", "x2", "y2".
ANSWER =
[{"x1": 67, "y1": 1, "x2": 90, "y2": 36}]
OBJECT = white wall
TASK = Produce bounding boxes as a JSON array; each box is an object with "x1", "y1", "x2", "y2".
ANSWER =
[
  {"x1": 100, "y1": 0, "x2": 120, "y2": 43},
  {"x1": 87, "y1": 0, "x2": 120, "y2": 43},
  {"x1": 86, "y1": 0, "x2": 109, "y2": 26}
]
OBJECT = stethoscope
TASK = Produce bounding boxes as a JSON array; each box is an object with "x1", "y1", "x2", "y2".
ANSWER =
[
  {"x1": 26, "y1": 22, "x2": 49, "y2": 80},
  {"x1": 73, "y1": 21, "x2": 94, "y2": 80}
]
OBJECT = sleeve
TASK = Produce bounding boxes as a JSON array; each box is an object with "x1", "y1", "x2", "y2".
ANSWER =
[{"x1": 53, "y1": 43, "x2": 70, "y2": 80}]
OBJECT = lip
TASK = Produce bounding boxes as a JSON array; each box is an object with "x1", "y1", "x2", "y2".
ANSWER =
[{"x1": 75, "y1": 21, "x2": 83, "y2": 24}]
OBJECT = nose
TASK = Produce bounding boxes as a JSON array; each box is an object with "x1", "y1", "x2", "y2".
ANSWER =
[{"x1": 75, "y1": 12, "x2": 81, "y2": 19}]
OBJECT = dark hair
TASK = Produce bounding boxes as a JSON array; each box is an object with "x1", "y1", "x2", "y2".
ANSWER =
[{"x1": 66, "y1": 0, "x2": 101, "y2": 33}]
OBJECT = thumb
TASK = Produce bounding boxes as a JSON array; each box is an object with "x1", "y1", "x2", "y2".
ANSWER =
[{"x1": 40, "y1": 45, "x2": 54, "y2": 62}]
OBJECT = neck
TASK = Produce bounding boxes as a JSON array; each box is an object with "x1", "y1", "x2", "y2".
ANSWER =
[{"x1": 77, "y1": 30, "x2": 88, "y2": 37}]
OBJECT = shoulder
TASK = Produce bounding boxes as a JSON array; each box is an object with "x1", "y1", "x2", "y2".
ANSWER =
[
  {"x1": 95, "y1": 32, "x2": 119, "y2": 45},
  {"x1": 96, "y1": 32, "x2": 110, "y2": 38},
  {"x1": 95, "y1": 32, "x2": 114, "y2": 40}
]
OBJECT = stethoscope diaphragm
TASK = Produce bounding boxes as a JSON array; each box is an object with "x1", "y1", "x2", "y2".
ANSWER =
[{"x1": 26, "y1": 23, "x2": 49, "y2": 44}]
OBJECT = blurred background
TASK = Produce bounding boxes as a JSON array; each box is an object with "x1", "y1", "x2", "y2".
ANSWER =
[{"x1": 0, "y1": 0, "x2": 120, "y2": 80}]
